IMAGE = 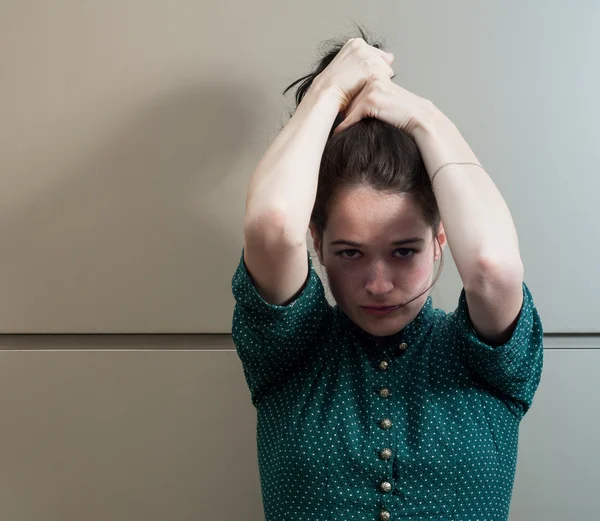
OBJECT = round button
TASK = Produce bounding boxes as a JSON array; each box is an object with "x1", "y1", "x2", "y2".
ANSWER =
[
  {"x1": 378, "y1": 360, "x2": 389, "y2": 371},
  {"x1": 379, "y1": 387, "x2": 391, "y2": 398},
  {"x1": 380, "y1": 510, "x2": 391, "y2": 521},
  {"x1": 398, "y1": 342, "x2": 408, "y2": 351},
  {"x1": 379, "y1": 448, "x2": 393, "y2": 461},
  {"x1": 380, "y1": 481, "x2": 392, "y2": 493},
  {"x1": 380, "y1": 418, "x2": 392, "y2": 430}
]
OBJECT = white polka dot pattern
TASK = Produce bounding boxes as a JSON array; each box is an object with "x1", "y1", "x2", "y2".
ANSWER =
[{"x1": 231, "y1": 250, "x2": 544, "y2": 521}]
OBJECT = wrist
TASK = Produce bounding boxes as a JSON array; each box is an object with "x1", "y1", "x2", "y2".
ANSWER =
[
  {"x1": 284, "y1": 77, "x2": 342, "y2": 135},
  {"x1": 306, "y1": 73, "x2": 346, "y2": 112},
  {"x1": 411, "y1": 100, "x2": 454, "y2": 144},
  {"x1": 411, "y1": 101, "x2": 480, "y2": 178}
]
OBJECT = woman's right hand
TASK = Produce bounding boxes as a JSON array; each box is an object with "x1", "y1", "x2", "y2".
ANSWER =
[{"x1": 312, "y1": 38, "x2": 395, "y2": 111}]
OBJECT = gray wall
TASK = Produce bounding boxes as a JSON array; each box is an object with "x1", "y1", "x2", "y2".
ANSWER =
[{"x1": 1, "y1": 0, "x2": 598, "y2": 333}]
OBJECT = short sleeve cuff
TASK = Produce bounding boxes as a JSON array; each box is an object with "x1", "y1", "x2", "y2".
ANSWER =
[
  {"x1": 231, "y1": 248, "x2": 323, "y2": 316},
  {"x1": 455, "y1": 281, "x2": 540, "y2": 364}
]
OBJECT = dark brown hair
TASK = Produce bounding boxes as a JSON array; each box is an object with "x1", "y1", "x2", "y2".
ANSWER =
[{"x1": 283, "y1": 25, "x2": 444, "y2": 304}]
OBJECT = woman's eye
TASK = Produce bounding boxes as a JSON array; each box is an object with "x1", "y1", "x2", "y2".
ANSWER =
[
  {"x1": 338, "y1": 249, "x2": 360, "y2": 259},
  {"x1": 395, "y1": 248, "x2": 416, "y2": 258},
  {"x1": 336, "y1": 249, "x2": 416, "y2": 259}
]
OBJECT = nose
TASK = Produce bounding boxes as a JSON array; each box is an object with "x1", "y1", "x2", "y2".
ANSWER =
[{"x1": 365, "y1": 260, "x2": 394, "y2": 297}]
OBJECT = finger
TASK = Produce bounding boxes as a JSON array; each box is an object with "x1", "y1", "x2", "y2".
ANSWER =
[
  {"x1": 334, "y1": 77, "x2": 392, "y2": 135},
  {"x1": 333, "y1": 92, "x2": 369, "y2": 135},
  {"x1": 374, "y1": 56, "x2": 394, "y2": 81},
  {"x1": 387, "y1": 61, "x2": 395, "y2": 78},
  {"x1": 333, "y1": 86, "x2": 366, "y2": 134},
  {"x1": 376, "y1": 48, "x2": 394, "y2": 65},
  {"x1": 345, "y1": 82, "x2": 369, "y2": 116},
  {"x1": 336, "y1": 76, "x2": 381, "y2": 132}
]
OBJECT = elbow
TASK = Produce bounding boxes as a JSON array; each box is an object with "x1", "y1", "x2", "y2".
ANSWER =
[
  {"x1": 463, "y1": 252, "x2": 524, "y2": 296},
  {"x1": 244, "y1": 206, "x2": 306, "y2": 250}
]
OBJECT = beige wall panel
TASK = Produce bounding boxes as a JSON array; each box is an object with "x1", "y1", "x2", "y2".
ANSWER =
[
  {"x1": 0, "y1": 349, "x2": 262, "y2": 521},
  {"x1": 0, "y1": 342, "x2": 597, "y2": 519},
  {"x1": 510, "y1": 348, "x2": 600, "y2": 520}
]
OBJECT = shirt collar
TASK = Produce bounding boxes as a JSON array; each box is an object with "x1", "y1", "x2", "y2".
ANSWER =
[{"x1": 334, "y1": 295, "x2": 435, "y2": 349}]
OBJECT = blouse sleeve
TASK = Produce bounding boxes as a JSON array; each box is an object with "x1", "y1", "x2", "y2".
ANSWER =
[
  {"x1": 453, "y1": 281, "x2": 544, "y2": 418},
  {"x1": 231, "y1": 248, "x2": 331, "y2": 406}
]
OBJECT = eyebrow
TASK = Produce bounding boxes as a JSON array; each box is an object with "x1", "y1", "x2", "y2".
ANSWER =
[{"x1": 329, "y1": 238, "x2": 425, "y2": 247}]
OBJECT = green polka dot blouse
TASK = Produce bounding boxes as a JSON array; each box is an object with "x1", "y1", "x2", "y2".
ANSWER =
[{"x1": 231, "y1": 249, "x2": 544, "y2": 521}]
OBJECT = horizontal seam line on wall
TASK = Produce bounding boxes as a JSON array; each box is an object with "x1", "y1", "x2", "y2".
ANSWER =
[{"x1": 1, "y1": 348, "x2": 600, "y2": 353}]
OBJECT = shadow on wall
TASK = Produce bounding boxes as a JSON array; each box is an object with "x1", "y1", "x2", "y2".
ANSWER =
[{"x1": 0, "y1": 79, "x2": 264, "y2": 332}]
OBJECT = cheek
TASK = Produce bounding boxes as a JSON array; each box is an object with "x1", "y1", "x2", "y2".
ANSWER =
[
  {"x1": 411, "y1": 255, "x2": 435, "y2": 283},
  {"x1": 325, "y1": 263, "x2": 358, "y2": 300},
  {"x1": 325, "y1": 268, "x2": 347, "y2": 295}
]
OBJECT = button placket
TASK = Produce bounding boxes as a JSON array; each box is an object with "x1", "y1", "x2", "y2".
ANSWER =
[
  {"x1": 373, "y1": 347, "x2": 397, "y2": 516},
  {"x1": 364, "y1": 319, "x2": 420, "y2": 520},
  {"x1": 371, "y1": 336, "x2": 414, "y2": 519}
]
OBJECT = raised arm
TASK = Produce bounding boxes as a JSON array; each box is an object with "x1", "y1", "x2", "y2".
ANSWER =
[
  {"x1": 412, "y1": 106, "x2": 524, "y2": 346},
  {"x1": 243, "y1": 38, "x2": 394, "y2": 305}
]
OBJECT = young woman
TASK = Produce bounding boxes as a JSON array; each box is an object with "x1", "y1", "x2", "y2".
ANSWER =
[{"x1": 231, "y1": 29, "x2": 543, "y2": 521}]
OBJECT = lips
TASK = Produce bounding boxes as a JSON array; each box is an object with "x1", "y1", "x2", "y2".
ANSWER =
[{"x1": 361, "y1": 305, "x2": 400, "y2": 316}]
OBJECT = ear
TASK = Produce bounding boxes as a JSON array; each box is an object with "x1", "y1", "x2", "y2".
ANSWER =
[
  {"x1": 309, "y1": 224, "x2": 325, "y2": 265},
  {"x1": 434, "y1": 221, "x2": 447, "y2": 261}
]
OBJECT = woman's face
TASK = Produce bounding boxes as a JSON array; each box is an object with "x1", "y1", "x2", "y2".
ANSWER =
[{"x1": 311, "y1": 185, "x2": 446, "y2": 337}]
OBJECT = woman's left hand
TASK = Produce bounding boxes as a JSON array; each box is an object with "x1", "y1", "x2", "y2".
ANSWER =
[{"x1": 332, "y1": 77, "x2": 431, "y2": 137}]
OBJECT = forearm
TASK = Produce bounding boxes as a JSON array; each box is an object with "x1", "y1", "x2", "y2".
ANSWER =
[
  {"x1": 413, "y1": 103, "x2": 524, "y2": 290},
  {"x1": 244, "y1": 82, "x2": 340, "y2": 245}
]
